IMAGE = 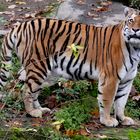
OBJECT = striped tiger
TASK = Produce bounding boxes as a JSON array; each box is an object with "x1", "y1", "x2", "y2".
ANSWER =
[{"x1": 0, "y1": 7, "x2": 140, "y2": 127}]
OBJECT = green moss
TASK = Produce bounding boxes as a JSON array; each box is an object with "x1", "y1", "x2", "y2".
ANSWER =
[{"x1": 0, "y1": 4, "x2": 6, "y2": 12}]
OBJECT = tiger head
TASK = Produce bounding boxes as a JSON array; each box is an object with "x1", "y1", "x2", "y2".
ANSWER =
[{"x1": 123, "y1": 8, "x2": 140, "y2": 46}]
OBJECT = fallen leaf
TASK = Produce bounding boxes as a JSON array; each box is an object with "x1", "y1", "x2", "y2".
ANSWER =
[
  {"x1": 25, "y1": 13, "x2": 36, "y2": 18},
  {"x1": 132, "y1": 94, "x2": 140, "y2": 101},
  {"x1": 94, "y1": 134, "x2": 107, "y2": 139},
  {"x1": 79, "y1": 128, "x2": 89, "y2": 136},
  {"x1": 52, "y1": 120, "x2": 64, "y2": 125},
  {"x1": 8, "y1": 120, "x2": 23, "y2": 127},
  {"x1": 15, "y1": 1, "x2": 26, "y2": 5},
  {"x1": 0, "y1": 11, "x2": 15, "y2": 16},
  {"x1": 32, "y1": 123, "x2": 41, "y2": 127},
  {"x1": 52, "y1": 120, "x2": 64, "y2": 131},
  {"x1": 65, "y1": 130, "x2": 78, "y2": 136},
  {"x1": 45, "y1": 95, "x2": 57, "y2": 109},
  {"x1": 31, "y1": 118, "x2": 46, "y2": 127},
  {"x1": 57, "y1": 0, "x2": 65, "y2": 3},
  {"x1": 8, "y1": 4, "x2": 16, "y2": 9},
  {"x1": 85, "y1": 127, "x2": 91, "y2": 133},
  {"x1": 63, "y1": 81, "x2": 73, "y2": 88},
  {"x1": 87, "y1": 11, "x2": 98, "y2": 18},
  {"x1": 100, "y1": 1, "x2": 112, "y2": 7},
  {"x1": 35, "y1": 0, "x2": 43, "y2": 1},
  {"x1": 6, "y1": 0, "x2": 13, "y2": 2},
  {"x1": 26, "y1": 128, "x2": 37, "y2": 132},
  {"x1": 76, "y1": 0, "x2": 86, "y2": 5},
  {"x1": 94, "y1": 6, "x2": 109, "y2": 12},
  {"x1": 90, "y1": 108, "x2": 99, "y2": 117}
]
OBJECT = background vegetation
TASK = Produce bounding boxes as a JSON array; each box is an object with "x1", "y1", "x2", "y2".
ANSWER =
[{"x1": 0, "y1": 0, "x2": 140, "y2": 140}]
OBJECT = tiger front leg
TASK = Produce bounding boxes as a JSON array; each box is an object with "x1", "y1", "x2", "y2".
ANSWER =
[
  {"x1": 114, "y1": 80, "x2": 134, "y2": 126},
  {"x1": 98, "y1": 77, "x2": 119, "y2": 127}
]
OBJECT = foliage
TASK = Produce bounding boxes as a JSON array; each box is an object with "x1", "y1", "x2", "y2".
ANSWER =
[
  {"x1": 55, "y1": 96, "x2": 97, "y2": 130},
  {"x1": 128, "y1": 129, "x2": 140, "y2": 140},
  {"x1": 11, "y1": 52, "x2": 21, "y2": 75},
  {"x1": 133, "y1": 72, "x2": 140, "y2": 92},
  {"x1": 67, "y1": 44, "x2": 84, "y2": 58},
  {"x1": 130, "y1": 0, "x2": 140, "y2": 10},
  {"x1": 112, "y1": 0, "x2": 140, "y2": 10},
  {"x1": 126, "y1": 99, "x2": 140, "y2": 118},
  {"x1": 0, "y1": 127, "x2": 71, "y2": 140},
  {"x1": 72, "y1": 135, "x2": 90, "y2": 140}
]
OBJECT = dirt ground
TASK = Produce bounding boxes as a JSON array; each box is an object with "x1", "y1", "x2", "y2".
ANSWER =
[
  {"x1": 0, "y1": 0, "x2": 59, "y2": 30},
  {"x1": 0, "y1": 0, "x2": 140, "y2": 139}
]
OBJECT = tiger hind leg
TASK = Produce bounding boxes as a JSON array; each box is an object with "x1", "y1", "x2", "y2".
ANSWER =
[
  {"x1": 33, "y1": 92, "x2": 51, "y2": 114},
  {"x1": 23, "y1": 77, "x2": 50, "y2": 118},
  {"x1": 98, "y1": 77, "x2": 119, "y2": 127}
]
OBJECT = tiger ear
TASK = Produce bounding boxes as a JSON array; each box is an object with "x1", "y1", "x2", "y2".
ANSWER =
[{"x1": 124, "y1": 7, "x2": 134, "y2": 17}]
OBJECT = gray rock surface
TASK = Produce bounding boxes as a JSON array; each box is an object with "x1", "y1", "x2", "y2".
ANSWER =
[{"x1": 56, "y1": 0, "x2": 126, "y2": 26}]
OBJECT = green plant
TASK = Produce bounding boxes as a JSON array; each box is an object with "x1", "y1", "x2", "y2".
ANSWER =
[
  {"x1": 128, "y1": 129, "x2": 140, "y2": 140},
  {"x1": 126, "y1": 99, "x2": 140, "y2": 118},
  {"x1": 134, "y1": 72, "x2": 140, "y2": 92},
  {"x1": 72, "y1": 81, "x2": 98, "y2": 97},
  {"x1": 72, "y1": 135, "x2": 90, "y2": 140},
  {"x1": 11, "y1": 52, "x2": 21, "y2": 75},
  {"x1": 130, "y1": 0, "x2": 140, "y2": 9},
  {"x1": 0, "y1": 126, "x2": 71, "y2": 140},
  {"x1": 55, "y1": 96, "x2": 97, "y2": 130}
]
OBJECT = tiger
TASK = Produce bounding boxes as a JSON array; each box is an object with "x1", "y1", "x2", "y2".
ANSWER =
[{"x1": 0, "y1": 7, "x2": 140, "y2": 127}]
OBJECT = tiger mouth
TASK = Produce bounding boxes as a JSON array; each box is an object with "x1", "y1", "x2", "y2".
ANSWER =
[{"x1": 128, "y1": 34, "x2": 140, "y2": 40}]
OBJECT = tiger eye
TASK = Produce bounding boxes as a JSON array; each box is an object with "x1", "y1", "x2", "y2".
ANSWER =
[{"x1": 129, "y1": 18, "x2": 134, "y2": 23}]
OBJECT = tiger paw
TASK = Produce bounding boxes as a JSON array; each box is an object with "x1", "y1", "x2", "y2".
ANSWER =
[
  {"x1": 100, "y1": 117, "x2": 119, "y2": 127},
  {"x1": 29, "y1": 109, "x2": 42, "y2": 118},
  {"x1": 39, "y1": 107, "x2": 51, "y2": 114},
  {"x1": 121, "y1": 117, "x2": 135, "y2": 126}
]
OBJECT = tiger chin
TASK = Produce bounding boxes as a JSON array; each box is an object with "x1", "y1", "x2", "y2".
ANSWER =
[{"x1": 0, "y1": 7, "x2": 140, "y2": 127}]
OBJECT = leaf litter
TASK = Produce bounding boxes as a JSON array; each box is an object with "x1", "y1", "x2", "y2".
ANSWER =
[{"x1": 0, "y1": 0, "x2": 140, "y2": 139}]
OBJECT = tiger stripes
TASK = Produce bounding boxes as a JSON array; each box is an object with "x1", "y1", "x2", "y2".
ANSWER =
[{"x1": 0, "y1": 7, "x2": 140, "y2": 127}]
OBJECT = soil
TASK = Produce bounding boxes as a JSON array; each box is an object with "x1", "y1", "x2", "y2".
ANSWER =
[
  {"x1": 0, "y1": 0, "x2": 58, "y2": 29},
  {"x1": 0, "y1": 0, "x2": 140, "y2": 139}
]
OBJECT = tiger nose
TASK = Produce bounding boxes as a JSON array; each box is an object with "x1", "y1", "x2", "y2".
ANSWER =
[{"x1": 132, "y1": 28, "x2": 139, "y2": 32}]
